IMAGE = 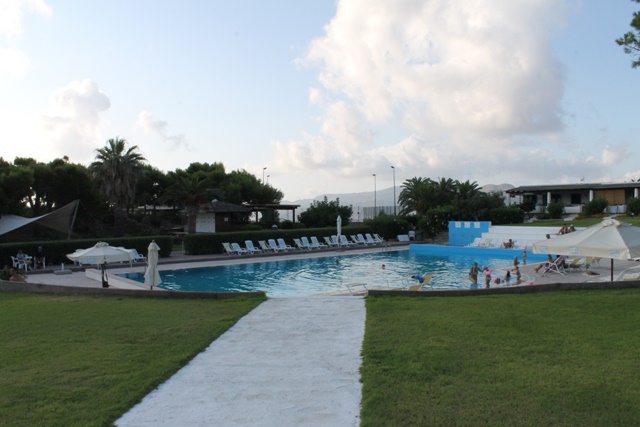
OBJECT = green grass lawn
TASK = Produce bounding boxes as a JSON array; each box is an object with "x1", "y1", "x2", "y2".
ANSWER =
[
  {"x1": 3, "y1": 289, "x2": 640, "y2": 426},
  {"x1": 360, "y1": 290, "x2": 640, "y2": 426},
  {"x1": 0, "y1": 293, "x2": 264, "y2": 427}
]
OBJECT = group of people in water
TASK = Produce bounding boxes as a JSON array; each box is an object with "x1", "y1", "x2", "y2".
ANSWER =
[{"x1": 469, "y1": 257, "x2": 524, "y2": 289}]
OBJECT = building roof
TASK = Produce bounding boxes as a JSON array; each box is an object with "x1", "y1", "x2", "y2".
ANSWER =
[
  {"x1": 210, "y1": 201, "x2": 251, "y2": 213},
  {"x1": 507, "y1": 182, "x2": 640, "y2": 194}
]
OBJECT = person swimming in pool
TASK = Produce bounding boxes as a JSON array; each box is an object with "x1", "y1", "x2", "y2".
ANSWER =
[{"x1": 468, "y1": 262, "x2": 479, "y2": 285}]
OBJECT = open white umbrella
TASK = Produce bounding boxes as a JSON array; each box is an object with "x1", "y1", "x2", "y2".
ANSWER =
[
  {"x1": 66, "y1": 242, "x2": 134, "y2": 265},
  {"x1": 66, "y1": 242, "x2": 134, "y2": 287},
  {"x1": 337, "y1": 215, "x2": 342, "y2": 249},
  {"x1": 144, "y1": 240, "x2": 161, "y2": 290},
  {"x1": 532, "y1": 218, "x2": 640, "y2": 280}
]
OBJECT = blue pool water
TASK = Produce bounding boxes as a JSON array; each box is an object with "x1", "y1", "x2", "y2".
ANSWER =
[{"x1": 118, "y1": 246, "x2": 548, "y2": 297}]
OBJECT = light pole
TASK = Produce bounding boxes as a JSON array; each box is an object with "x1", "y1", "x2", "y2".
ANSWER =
[
  {"x1": 373, "y1": 173, "x2": 377, "y2": 218},
  {"x1": 266, "y1": 175, "x2": 270, "y2": 184},
  {"x1": 262, "y1": 167, "x2": 267, "y2": 184},
  {"x1": 391, "y1": 165, "x2": 396, "y2": 216}
]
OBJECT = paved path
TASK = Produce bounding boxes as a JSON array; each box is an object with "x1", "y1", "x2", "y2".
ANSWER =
[{"x1": 116, "y1": 297, "x2": 365, "y2": 427}]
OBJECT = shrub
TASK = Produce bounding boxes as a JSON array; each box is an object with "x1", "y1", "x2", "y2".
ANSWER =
[
  {"x1": 364, "y1": 214, "x2": 409, "y2": 240},
  {"x1": 546, "y1": 200, "x2": 565, "y2": 219},
  {"x1": 479, "y1": 206, "x2": 525, "y2": 224},
  {"x1": 626, "y1": 197, "x2": 640, "y2": 216},
  {"x1": 583, "y1": 197, "x2": 609, "y2": 216}
]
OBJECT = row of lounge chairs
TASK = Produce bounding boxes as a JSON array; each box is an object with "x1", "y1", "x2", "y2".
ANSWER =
[{"x1": 222, "y1": 233, "x2": 387, "y2": 256}]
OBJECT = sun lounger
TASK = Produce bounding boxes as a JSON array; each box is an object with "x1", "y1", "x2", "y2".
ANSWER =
[
  {"x1": 324, "y1": 236, "x2": 338, "y2": 247},
  {"x1": 356, "y1": 234, "x2": 369, "y2": 245},
  {"x1": 230, "y1": 242, "x2": 249, "y2": 255},
  {"x1": 339, "y1": 235, "x2": 355, "y2": 247},
  {"x1": 222, "y1": 242, "x2": 235, "y2": 255},
  {"x1": 268, "y1": 239, "x2": 286, "y2": 252},
  {"x1": 293, "y1": 238, "x2": 309, "y2": 250},
  {"x1": 407, "y1": 273, "x2": 433, "y2": 291},
  {"x1": 310, "y1": 236, "x2": 327, "y2": 249},
  {"x1": 277, "y1": 238, "x2": 293, "y2": 251},
  {"x1": 258, "y1": 240, "x2": 273, "y2": 252},
  {"x1": 244, "y1": 240, "x2": 262, "y2": 254},
  {"x1": 301, "y1": 236, "x2": 316, "y2": 249},
  {"x1": 541, "y1": 256, "x2": 567, "y2": 275}
]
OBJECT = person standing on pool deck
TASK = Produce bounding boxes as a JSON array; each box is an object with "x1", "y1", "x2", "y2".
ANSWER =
[{"x1": 468, "y1": 262, "x2": 479, "y2": 285}]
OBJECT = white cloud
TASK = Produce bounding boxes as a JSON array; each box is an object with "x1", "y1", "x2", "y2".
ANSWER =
[
  {"x1": 136, "y1": 110, "x2": 189, "y2": 150},
  {"x1": 0, "y1": 0, "x2": 52, "y2": 76},
  {"x1": 0, "y1": 46, "x2": 29, "y2": 76},
  {"x1": 42, "y1": 79, "x2": 111, "y2": 162},
  {"x1": 278, "y1": 0, "x2": 586, "y2": 187}
]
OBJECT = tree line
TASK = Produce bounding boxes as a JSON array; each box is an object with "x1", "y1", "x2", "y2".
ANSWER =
[
  {"x1": 0, "y1": 138, "x2": 283, "y2": 238},
  {"x1": 2, "y1": 137, "x2": 522, "y2": 241}
]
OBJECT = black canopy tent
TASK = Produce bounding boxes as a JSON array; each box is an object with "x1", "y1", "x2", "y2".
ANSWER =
[{"x1": 0, "y1": 200, "x2": 79, "y2": 238}]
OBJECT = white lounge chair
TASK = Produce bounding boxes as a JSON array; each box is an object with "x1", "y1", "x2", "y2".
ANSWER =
[
  {"x1": 277, "y1": 238, "x2": 293, "y2": 251},
  {"x1": 356, "y1": 234, "x2": 369, "y2": 245},
  {"x1": 339, "y1": 235, "x2": 355, "y2": 247},
  {"x1": 130, "y1": 249, "x2": 147, "y2": 263},
  {"x1": 293, "y1": 238, "x2": 309, "y2": 250},
  {"x1": 244, "y1": 240, "x2": 262, "y2": 254},
  {"x1": 222, "y1": 242, "x2": 235, "y2": 255},
  {"x1": 230, "y1": 242, "x2": 249, "y2": 255},
  {"x1": 310, "y1": 236, "x2": 327, "y2": 249},
  {"x1": 324, "y1": 236, "x2": 338, "y2": 247},
  {"x1": 373, "y1": 234, "x2": 385, "y2": 243},
  {"x1": 542, "y1": 256, "x2": 567, "y2": 276},
  {"x1": 301, "y1": 236, "x2": 316, "y2": 249},
  {"x1": 268, "y1": 239, "x2": 286, "y2": 252},
  {"x1": 365, "y1": 233, "x2": 378, "y2": 245},
  {"x1": 258, "y1": 240, "x2": 273, "y2": 252}
]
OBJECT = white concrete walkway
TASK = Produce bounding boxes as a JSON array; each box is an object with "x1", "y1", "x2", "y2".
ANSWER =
[{"x1": 116, "y1": 297, "x2": 365, "y2": 427}]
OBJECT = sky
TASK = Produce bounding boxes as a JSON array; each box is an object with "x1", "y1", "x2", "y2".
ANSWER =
[{"x1": 1, "y1": 0, "x2": 639, "y2": 203}]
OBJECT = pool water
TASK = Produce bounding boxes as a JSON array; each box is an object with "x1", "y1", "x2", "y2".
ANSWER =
[{"x1": 119, "y1": 247, "x2": 544, "y2": 297}]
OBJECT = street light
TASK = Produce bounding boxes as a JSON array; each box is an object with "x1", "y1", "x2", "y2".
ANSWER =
[
  {"x1": 373, "y1": 173, "x2": 377, "y2": 218},
  {"x1": 262, "y1": 167, "x2": 267, "y2": 184},
  {"x1": 391, "y1": 165, "x2": 396, "y2": 216},
  {"x1": 266, "y1": 175, "x2": 270, "y2": 184}
]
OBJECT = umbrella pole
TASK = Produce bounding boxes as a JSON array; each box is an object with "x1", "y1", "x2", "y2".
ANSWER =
[
  {"x1": 101, "y1": 264, "x2": 109, "y2": 288},
  {"x1": 611, "y1": 259, "x2": 614, "y2": 282}
]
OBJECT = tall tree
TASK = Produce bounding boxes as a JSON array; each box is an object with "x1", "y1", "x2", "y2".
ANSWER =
[
  {"x1": 90, "y1": 138, "x2": 146, "y2": 236},
  {"x1": 616, "y1": 0, "x2": 640, "y2": 68},
  {"x1": 398, "y1": 177, "x2": 437, "y2": 216},
  {"x1": 163, "y1": 172, "x2": 216, "y2": 234}
]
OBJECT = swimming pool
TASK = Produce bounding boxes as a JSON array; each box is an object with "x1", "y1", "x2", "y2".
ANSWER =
[{"x1": 118, "y1": 246, "x2": 548, "y2": 297}]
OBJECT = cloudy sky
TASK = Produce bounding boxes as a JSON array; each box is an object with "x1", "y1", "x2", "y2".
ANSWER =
[{"x1": 1, "y1": 0, "x2": 639, "y2": 201}]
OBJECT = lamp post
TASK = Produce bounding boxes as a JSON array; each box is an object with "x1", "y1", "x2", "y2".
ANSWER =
[
  {"x1": 266, "y1": 175, "x2": 270, "y2": 184},
  {"x1": 373, "y1": 173, "x2": 377, "y2": 219},
  {"x1": 391, "y1": 165, "x2": 396, "y2": 216},
  {"x1": 262, "y1": 167, "x2": 267, "y2": 184}
]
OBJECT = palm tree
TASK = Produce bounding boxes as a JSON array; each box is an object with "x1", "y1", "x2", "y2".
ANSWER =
[
  {"x1": 163, "y1": 172, "x2": 216, "y2": 234},
  {"x1": 454, "y1": 180, "x2": 481, "y2": 201},
  {"x1": 398, "y1": 177, "x2": 437, "y2": 216},
  {"x1": 90, "y1": 138, "x2": 146, "y2": 236}
]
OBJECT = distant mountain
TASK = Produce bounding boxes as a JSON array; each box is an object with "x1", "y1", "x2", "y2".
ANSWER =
[
  {"x1": 284, "y1": 183, "x2": 515, "y2": 214},
  {"x1": 481, "y1": 183, "x2": 514, "y2": 194}
]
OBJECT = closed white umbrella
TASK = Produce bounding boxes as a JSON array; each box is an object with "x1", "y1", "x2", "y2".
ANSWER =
[
  {"x1": 532, "y1": 218, "x2": 640, "y2": 280},
  {"x1": 144, "y1": 240, "x2": 162, "y2": 290},
  {"x1": 337, "y1": 215, "x2": 342, "y2": 249}
]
